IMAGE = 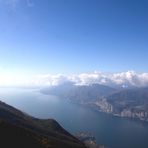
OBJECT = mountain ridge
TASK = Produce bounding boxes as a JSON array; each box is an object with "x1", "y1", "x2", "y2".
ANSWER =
[
  {"x1": 41, "y1": 84, "x2": 148, "y2": 122},
  {"x1": 0, "y1": 100, "x2": 86, "y2": 148}
]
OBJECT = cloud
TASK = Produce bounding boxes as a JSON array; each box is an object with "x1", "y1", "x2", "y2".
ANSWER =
[
  {"x1": 0, "y1": 73, "x2": 30, "y2": 87},
  {"x1": 26, "y1": 71, "x2": 148, "y2": 88},
  {"x1": 29, "y1": 74, "x2": 70, "y2": 87},
  {"x1": 0, "y1": 71, "x2": 148, "y2": 88}
]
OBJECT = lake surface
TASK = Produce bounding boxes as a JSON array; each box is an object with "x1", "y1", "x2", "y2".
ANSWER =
[{"x1": 0, "y1": 88, "x2": 148, "y2": 148}]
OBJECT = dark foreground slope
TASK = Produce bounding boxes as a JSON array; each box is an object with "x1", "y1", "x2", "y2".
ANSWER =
[
  {"x1": 0, "y1": 120, "x2": 48, "y2": 148},
  {"x1": 0, "y1": 101, "x2": 86, "y2": 148}
]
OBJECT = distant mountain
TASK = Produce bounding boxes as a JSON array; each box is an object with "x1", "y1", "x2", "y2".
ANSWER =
[
  {"x1": 106, "y1": 87, "x2": 148, "y2": 119},
  {"x1": 0, "y1": 101, "x2": 86, "y2": 148},
  {"x1": 41, "y1": 84, "x2": 148, "y2": 122},
  {"x1": 92, "y1": 87, "x2": 148, "y2": 121},
  {"x1": 41, "y1": 83, "x2": 115, "y2": 103}
]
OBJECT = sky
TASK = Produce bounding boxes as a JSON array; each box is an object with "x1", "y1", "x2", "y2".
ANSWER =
[{"x1": 0, "y1": 0, "x2": 148, "y2": 86}]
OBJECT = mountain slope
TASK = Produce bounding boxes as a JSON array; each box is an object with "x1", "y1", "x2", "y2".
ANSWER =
[
  {"x1": 0, "y1": 120, "x2": 48, "y2": 148},
  {"x1": 41, "y1": 83, "x2": 115, "y2": 103},
  {"x1": 0, "y1": 101, "x2": 86, "y2": 148},
  {"x1": 106, "y1": 87, "x2": 148, "y2": 119},
  {"x1": 41, "y1": 84, "x2": 148, "y2": 122},
  {"x1": 93, "y1": 87, "x2": 148, "y2": 121}
]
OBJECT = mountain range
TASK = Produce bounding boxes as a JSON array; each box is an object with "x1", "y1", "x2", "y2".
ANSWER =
[{"x1": 41, "y1": 83, "x2": 148, "y2": 122}]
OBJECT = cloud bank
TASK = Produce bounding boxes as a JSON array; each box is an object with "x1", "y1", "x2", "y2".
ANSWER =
[
  {"x1": 28, "y1": 71, "x2": 148, "y2": 88},
  {"x1": 0, "y1": 71, "x2": 148, "y2": 88}
]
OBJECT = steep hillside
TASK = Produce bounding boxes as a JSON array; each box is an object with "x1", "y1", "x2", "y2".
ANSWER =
[
  {"x1": 93, "y1": 87, "x2": 148, "y2": 121},
  {"x1": 106, "y1": 87, "x2": 148, "y2": 120},
  {"x1": 0, "y1": 120, "x2": 48, "y2": 148},
  {"x1": 0, "y1": 101, "x2": 86, "y2": 148}
]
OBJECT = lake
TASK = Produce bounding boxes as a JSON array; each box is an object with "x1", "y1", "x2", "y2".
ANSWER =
[{"x1": 0, "y1": 88, "x2": 148, "y2": 148}]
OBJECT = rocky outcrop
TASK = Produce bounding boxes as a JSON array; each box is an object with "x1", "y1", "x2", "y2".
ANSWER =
[
  {"x1": 95, "y1": 99, "x2": 113, "y2": 113},
  {"x1": 75, "y1": 132, "x2": 106, "y2": 148}
]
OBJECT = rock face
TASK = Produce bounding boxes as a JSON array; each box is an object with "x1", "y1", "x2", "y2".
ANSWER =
[
  {"x1": 95, "y1": 99, "x2": 113, "y2": 113},
  {"x1": 75, "y1": 132, "x2": 106, "y2": 148},
  {"x1": 87, "y1": 87, "x2": 148, "y2": 122},
  {"x1": 94, "y1": 95, "x2": 148, "y2": 122},
  {"x1": 105, "y1": 87, "x2": 148, "y2": 121},
  {"x1": 95, "y1": 100, "x2": 148, "y2": 121}
]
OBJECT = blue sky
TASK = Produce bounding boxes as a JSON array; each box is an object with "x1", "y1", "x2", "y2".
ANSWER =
[{"x1": 0, "y1": 0, "x2": 148, "y2": 77}]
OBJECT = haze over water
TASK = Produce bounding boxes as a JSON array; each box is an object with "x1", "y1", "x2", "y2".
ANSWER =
[{"x1": 0, "y1": 88, "x2": 148, "y2": 148}]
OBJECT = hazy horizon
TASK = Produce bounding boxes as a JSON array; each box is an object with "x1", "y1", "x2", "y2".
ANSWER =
[{"x1": 0, "y1": 1, "x2": 148, "y2": 86}]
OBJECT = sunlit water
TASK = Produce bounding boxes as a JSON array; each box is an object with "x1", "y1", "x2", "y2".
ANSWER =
[{"x1": 0, "y1": 88, "x2": 148, "y2": 148}]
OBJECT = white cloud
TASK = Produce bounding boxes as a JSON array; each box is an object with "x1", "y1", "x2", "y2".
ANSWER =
[
  {"x1": 30, "y1": 74, "x2": 70, "y2": 87},
  {"x1": 26, "y1": 71, "x2": 148, "y2": 88},
  {"x1": 0, "y1": 73, "x2": 30, "y2": 87},
  {"x1": 1, "y1": 71, "x2": 148, "y2": 88}
]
